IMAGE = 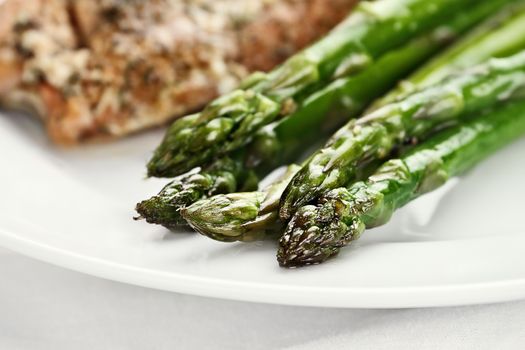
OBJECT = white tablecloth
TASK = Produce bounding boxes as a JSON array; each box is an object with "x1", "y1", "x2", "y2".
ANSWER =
[{"x1": 1, "y1": 247, "x2": 524, "y2": 350}]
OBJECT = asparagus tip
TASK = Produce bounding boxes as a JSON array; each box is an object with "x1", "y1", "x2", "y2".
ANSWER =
[
  {"x1": 135, "y1": 196, "x2": 185, "y2": 229},
  {"x1": 277, "y1": 202, "x2": 364, "y2": 268},
  {"x1": 181, "y1": 192, "x2": 264, "y2": 242}
]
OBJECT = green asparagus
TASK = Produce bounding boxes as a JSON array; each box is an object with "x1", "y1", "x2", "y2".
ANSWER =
[
  {"x1": 136, "y1": 29, "x2": 465, "y2": 229},
  {"x1": 278, "y1": 100, "x2": 525, "y2": 267},
  {"x1": 181, "y1": 165, "x2": 301, "y2": 242},
  {"x1": 370, "y1": 0, "x2": 525, "y2": 109},
  {"x1": 137, "y1": 1, "x2": 514, "y2": 229},
  {"x1": 180, "y1": 7, "x2": 525, "y2": 239},
  {"x1": 135, "y1": 156, "x2": 258, "y2": 228},
  {"x1": 279, "y1": 51, "x2": 525, "y2": 220},
  {"x1": 147, "y1": 0, "x2": 483, "y2": 178}
]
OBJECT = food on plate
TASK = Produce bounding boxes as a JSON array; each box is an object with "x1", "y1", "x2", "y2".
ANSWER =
[
  {"x1": 180, "y1": 50, "x2": 525, "y2": 243},
  {"x1": 279, "y1": 50, "x2": 525, "y2": 220},
  {"x1": 137, "y1": 0, "x2": 508, "y2": 229},
  {"x1": 278, "y1": 100, "x2": 525, "y2": 266},
  {"x1": 136, "y1": 26, "x2": 466, "y2": 229},
  {"x1": 135, "y1": 0, "x2": 525, "y2": 268},
  {"x1": 370, "y1": 1, "x2": 525, "y2": 108},
  {"x1": 181, "y1": 164, "x2": 302, "y2": 242},
  {"x1": 146, "y1": 0, "x2": 484, "y2": 178},
  {"x1": 136, "y1": 157, "x2": 259, "y2": 228},
  {"x1": 0, "y1": 0, "x2": 356, "y2": 144}
]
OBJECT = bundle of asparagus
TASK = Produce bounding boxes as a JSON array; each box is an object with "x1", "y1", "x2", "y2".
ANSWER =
[
  {"x1": 137, "y1": 0, "x2": 525, "y2": 268},
  {"x1": 182, "y1": 50, "x2": 525, "y2": 243},
  {"x1": 137, "y1": 0, "x2": 516, "y2": 229},
  {"x1": 181, "y1": 5, "x2": 525, "y2": 242},
  {"x1": 147, "y1": 0, "x2": 487, "y2": 178}
]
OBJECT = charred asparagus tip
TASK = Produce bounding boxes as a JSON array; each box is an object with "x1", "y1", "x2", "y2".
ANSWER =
[
  {"x1": 277, "y1": 203, "x2": 364, "y2": 268},
  {"x1": 135, "y1": 196, "x2": 185, "y2": 229}
]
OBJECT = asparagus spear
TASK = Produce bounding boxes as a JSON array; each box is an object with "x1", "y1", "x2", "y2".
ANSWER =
[
  {"x1": 279, "y1": 51, "x2": 525, "y2": 220},
  {"x1": 278, "y1": 100, "x2": 525, "y2": 267},
  {"x1": 147, "y1": 0, "x2": 483, "y2": 178},
  {"x1": 181, "y1": 165, "x2": 301, "y2": 242},
  {"x1": 370, "y1": 0, "x2": 525, "y2": 109},
  {"x1": 137, "y1": 1, "x2": 513, "y2": 229},
  {"x1": 135, "y1": 157, "x2": 258, "y2": 228}
]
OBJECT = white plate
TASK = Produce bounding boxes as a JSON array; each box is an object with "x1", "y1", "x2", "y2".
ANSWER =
[{"x1": 1, "y1": 110, "x2": 525, "y2": 309}]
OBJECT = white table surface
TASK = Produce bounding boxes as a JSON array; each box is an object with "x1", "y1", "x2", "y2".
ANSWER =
[{"x1": 1, "y1": 247, "x2": 524, "y2": 350}]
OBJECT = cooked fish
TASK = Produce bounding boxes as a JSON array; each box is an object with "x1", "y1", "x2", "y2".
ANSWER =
[{"x1": 0, "y1": 0, "x2": 356, "y2": 144}]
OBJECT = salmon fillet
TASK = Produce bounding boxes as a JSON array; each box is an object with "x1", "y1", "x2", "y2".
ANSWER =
[{"x1": 0, "y1": 0, "x2": 357, "y2": 145}]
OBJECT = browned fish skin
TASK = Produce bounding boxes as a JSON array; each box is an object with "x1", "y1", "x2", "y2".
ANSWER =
[{"x1": 0, "y1": 0, "x2": 357, "y2": 145}]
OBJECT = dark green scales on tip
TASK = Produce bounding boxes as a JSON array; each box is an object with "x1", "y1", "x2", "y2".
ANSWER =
[{"x1": 137, "y1": 157, "x2": 257, "y2": 229}]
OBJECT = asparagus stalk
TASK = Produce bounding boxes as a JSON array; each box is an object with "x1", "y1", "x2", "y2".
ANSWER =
[
  {"x1": 370, "y1": 0, "x2": 525, "y2": 109},
  {"x1": 147, "y1": 0, "x2": 483, "y2": 178},
  {"x1": 278, "y1": 100, "x2": 525, "y2": 267},
  {"x1": 137, "y1": 1, "x2": 513, "y2": 229},
  {"x1": 279, "y1": 51, "x2": 525, "y2": 220}
]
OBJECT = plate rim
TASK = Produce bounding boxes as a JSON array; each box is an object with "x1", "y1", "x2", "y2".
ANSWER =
[{"x1": 2, "y1": 226, "x2": 525, "y2": 308}]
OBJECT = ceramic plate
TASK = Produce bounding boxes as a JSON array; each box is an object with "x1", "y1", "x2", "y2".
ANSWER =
[{"x1": 1, "y1": 110, "x2": 525, "y2": 308}]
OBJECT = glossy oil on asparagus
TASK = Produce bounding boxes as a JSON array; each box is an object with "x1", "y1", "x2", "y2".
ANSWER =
[
  {"x1": 181, "y1": 11, "x2": 525, "y2": 238},
  {"x1": 137, "y1": 0, "x2": 515, "y2": 229},
  {"x1": 135, "y1": 31, "x2": 457, "y2": 228},
  {"x1": 279, "y1": 50, "x2": 525, "y2": 220},
  {"x1": 135, "y1": 157, "x2": 257, "y2": 228},
  {"x1": 370, "y1": 0, "x2": 525, "y2": 109},
  {"x1": 147, "y1": 0, "x2": 484, "y2": 178},
  {"x1": 181, "y1": 165, "x2": 301, "y2": 242},
  {"x1": 278, "y1": 100, "x2": 525, "y2": 267}
]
